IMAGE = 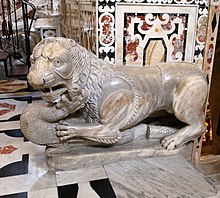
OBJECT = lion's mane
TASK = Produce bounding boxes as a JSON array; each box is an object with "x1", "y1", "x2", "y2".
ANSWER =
[{"x1": 34, "y1": 37, "x2": 114, "y2": 123}]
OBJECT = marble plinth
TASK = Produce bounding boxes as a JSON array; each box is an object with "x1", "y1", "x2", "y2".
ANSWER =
[{"x1": 46, "y1": 137, "x2": 193, "y2": 171}]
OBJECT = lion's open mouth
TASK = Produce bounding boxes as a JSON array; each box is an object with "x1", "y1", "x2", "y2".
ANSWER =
[{"x1": 41, "y1": 84, "x2": 68, "y2": 103}]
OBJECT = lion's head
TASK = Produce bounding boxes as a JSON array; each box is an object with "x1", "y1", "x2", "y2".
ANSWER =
[{"x1": 28, "y1": 37, "x2": 91, "y2": 103}]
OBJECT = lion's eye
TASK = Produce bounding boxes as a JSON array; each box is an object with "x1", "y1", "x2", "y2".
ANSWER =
[{"x1": 53, "y1": 59, "x2": 63, "y2": 67}]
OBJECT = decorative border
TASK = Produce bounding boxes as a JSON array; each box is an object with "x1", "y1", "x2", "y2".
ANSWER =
[
  {"x1": 96, "y1": 0, "x2": 209, "y2": 64},
  {"x1": 203, "y1": 5, "x2": 220, "y2": 84}
]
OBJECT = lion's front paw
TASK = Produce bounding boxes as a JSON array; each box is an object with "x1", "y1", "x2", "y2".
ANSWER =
[
  {"x1": 161, "y1": 134, "x2": 183, "y2": 150},
  {"x1": 56, "y1": 120, "x2": 76, "y2": 141}
]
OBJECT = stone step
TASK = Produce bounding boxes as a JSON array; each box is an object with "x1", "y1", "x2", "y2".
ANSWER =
[
  {"x1": 104, "y1": 155, "x2": 217, "y2": 198},
  {"x1": 205, "y1": 173, "x2": 220, "y2": 191}
]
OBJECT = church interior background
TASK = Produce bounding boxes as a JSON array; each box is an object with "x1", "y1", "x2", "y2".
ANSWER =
[{"x1": 0, "y1": 0, "x2": 220, "y2": 197}]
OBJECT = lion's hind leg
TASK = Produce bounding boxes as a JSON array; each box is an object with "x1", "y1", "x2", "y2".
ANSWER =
[{"x1": 161, "y1": 76, "x2": 208, "y2": 150}]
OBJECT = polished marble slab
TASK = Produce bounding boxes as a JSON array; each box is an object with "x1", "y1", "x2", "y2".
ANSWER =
[
  {"x1": 56, "y1": 166, "x2": 107, "y2": 186},
  {"x1": 28, "y1": 188, "x2": 59, "y2": 198},
  {"x1": 47, "y1": 137, "x2": 193, "y2": 171},
  {"x1": 0, "y1": 130, "x2": 56, "y2": 196},
  {"x1": 0, "y1": 120, "x2": 20, "y2": 131},
  {"x1": 104, "y1": 155, "x2": 217, "y2": 198}
]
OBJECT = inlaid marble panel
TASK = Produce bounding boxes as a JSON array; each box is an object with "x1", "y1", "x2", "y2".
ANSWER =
[
  {"x1": 203, "y1": 6, "x2": 220, "y2": 85},
  {"x1": 0, "y1": 120, "x2": 20, "y2": 131},
  {"x1": 0, "y1": 131, "x2": 56, "y2": 196},
  {"x1": 116, "y1": 4, "x2": 197, "y2": 66},
  {"x1": 0, "y1": 98, "x2": 30, "y2": 121},
  {"x1": 97, "y1": 0, "x2": 209, "y2": 65},
  {"x1": 0, "y1": 80, "x2": 27, "y2": 93},
  {"x1": 41, "y1": 27, "x2": 59, "y2": 39}
]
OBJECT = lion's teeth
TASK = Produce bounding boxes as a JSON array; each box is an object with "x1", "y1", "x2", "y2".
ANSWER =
[{"x1": 54, "y1": 97, "x2": 61, "y2": 103}]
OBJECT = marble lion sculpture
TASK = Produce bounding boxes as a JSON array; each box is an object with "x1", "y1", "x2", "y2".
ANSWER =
[{"x1": 20, "y1": 37, "x2": 208, "y2": 150}]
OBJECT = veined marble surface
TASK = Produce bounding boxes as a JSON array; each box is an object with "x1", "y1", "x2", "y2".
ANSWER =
[
  {"x1": 104, "y1": 155, "x2": 217, "y2": 198},
  {"x1": 46, "y1": 137, "x2": 194, "y2": 171},
  {"x1": 0, "y1": 92, "x2": 218, "y2": 198},
  {"x1": 56, "y1": 166, "x2": 107, "y2": 186}
]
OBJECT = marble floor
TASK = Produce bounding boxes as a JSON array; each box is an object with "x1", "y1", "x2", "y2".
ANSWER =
[{"x1": 0, "y1": 79, "x2": 219, "y2": 198}]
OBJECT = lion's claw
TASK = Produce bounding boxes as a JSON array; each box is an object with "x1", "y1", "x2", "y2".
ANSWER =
[
  {"x1": 161, "y1": 135, "x2": 183, "y2": 150},
  {"x1": 56, "y1": 122, "x2": 77, "y2": 141}
]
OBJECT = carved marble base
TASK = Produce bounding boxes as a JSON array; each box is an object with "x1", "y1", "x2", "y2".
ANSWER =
[{"x1": 46, "y1": 137, "x2": 193, "y2": 171}]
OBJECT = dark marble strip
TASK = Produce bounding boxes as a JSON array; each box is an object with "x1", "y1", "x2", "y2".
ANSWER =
[
  {"x1": 0, "y1": 96, "x2": 32, "y2": 103},
  {"x1": 0, "y1": 154, "x2": 29, "y2": 177},
  {"x1": 0, "y1": 192, "x2": 27, "y2": 198},
  {"x1": 3, "y1": 129, "x2": 24, "y2": 138},
  {"x1": 90, "y1": 178, "x2": 116, "y2": 198},
  {"x1": 57, "y1": 184, "x2": 78, "y2": 198}
]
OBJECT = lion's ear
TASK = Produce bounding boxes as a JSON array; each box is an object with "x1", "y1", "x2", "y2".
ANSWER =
[{"x1": 68, "y1": 39, "x2": 76, "y2": 46}]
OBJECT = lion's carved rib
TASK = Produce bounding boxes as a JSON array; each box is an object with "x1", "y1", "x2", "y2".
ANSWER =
[{"x1": 114, "y1": 72, "x2": 140, "y2": 128}]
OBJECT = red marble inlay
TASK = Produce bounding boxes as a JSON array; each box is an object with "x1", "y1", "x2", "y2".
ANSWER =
[
  {"x1": 100, "y1": 15, "x2": 113, "y2": 44},
  {"x1": 0, "y1": 145, "x2": 17, "y2": 154},
  {"x1": 207, "y1": 44, "x2": 214, "y2": 64},
  {"x1": 0, "y1": 102, "x2": 16, "y2": 116},
  {"x1": 126, "y1": 38, "x2": 139, "y2": 62},
  {"x1": 171, "y1": 35, "x2": 184, "y2": 60},
  {"x1": 0, "y1": 80, "x2": 27, "y2": 92}
]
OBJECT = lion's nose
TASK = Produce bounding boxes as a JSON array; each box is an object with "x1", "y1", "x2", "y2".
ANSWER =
[{"x1": 27, "y1": 71, "x2": 45, "y2": 87}]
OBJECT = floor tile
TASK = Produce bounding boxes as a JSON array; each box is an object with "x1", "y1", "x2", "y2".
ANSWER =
[
  {"x1": 0, "y1": 170, "x2": 56, "y2": 196},
  {"x1": 0, "y1": 131, "x2": 56, "y2": 197},
  {"x1": 89, "y1": 178, "x2": 116, "y2": 198},
  {"x1": 57, "y1": 179, "x2": 116, "y2": 198},
  {"x1": 0, "y1": 80, "x2": 27, "y2": 93},
  {"x1": 57, "y1": 183, "x2": 78, "y2": 198},
  {"x1": 77, "y1": 182, "x2": 100, "y2": 198},
  {"x1": 0, "y1": 99, "x2": 28, "y2": 121},
  {"x1": 0, "y1": 192, "x2": 27, "y2": 198},
  {"x1": 0, "y1": 121, "x2": 20, "y2": 131},
  {"x1": 104, "y1": 155, "x2": 217, "y2": 198},
  {"x1": 28, "y1": 187, "x2": 58, "y2": 198},
  {"x1": 56, "y1": 166, "x2": 107, "y2": 186}
]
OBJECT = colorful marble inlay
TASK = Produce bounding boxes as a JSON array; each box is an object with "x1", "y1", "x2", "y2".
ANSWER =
[
  {"x1": 41, "y1": 27, "x2": 59, "y2": 39},
  {"x1": 97, "y1": 0, "x2": 209, "y2": 65},
  {"x1": 0, "y1": 145, "x2": 17, "y2": 154},
  {"x1": 202, "y1": 5, "x2": 220, "y2": 85},
  {"x1": 0, "y1": 80, "x2": 28, "y2": 93},
  {"x1": 115, "y1": 5, "x2": 197, "y2": 66},
  {"x1": 0, "y1": 99, "x2": 28, "y2": 121},
  {"x1": 0, "y1": 102, "x2": 16, "y2": 116}
]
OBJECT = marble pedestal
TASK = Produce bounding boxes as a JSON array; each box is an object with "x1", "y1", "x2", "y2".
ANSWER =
[{"x1": 46, "y1": 137, "x2": 193, "y2": 171}]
